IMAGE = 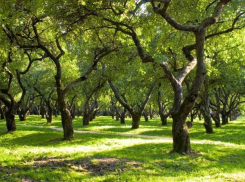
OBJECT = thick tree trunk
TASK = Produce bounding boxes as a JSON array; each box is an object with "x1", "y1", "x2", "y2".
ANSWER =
[
  {"x1": 120, "y1": 115, "x2": 125, "y2": 124},
  {"x1": 131, "y1": 112, "x2": 141, "y2": 129},
  {"x1": 172, "y1": 113, "x2": 191, "y2": 154},
  {"x1": 5, "y1": 110, "x2": 16, "y2": 132},
  {"x1": 19, "y1": 109, "x2": 28, "y2": 121},
  {"x1": 116, "y1": 114, "x2": 119, "y2": 121},
  {"x1": 200, "y1": 107, "x2": 213, "y2": 134},
  {"x1": 41, "y1": 110, "x2": 45, "y2": 119},
  {"x1": 211, "y1": 112, "x2": 221, "y2": 127},
  {"x1": 221, "y1": 114, "x2": 228, "y2": 125},
  {"x1": 61, "y1": 108, "x2": 74, "y2": 139},
  {"x1": 143, "y1": 111, "x2": 148, "y2": 122},
  {"x1": 83, "y1": 112, "x2": 90, "y2": 126},
  {"x1": 200, "y1": 78, "x2": 213, "y2": 134},
  {"x1": 160, "y1": 113, "x2": 167, "y2": 125},
  {"x1": 40, "y1": 103, "x2": 45, "y2": 119},
  {"x1": 46, "y1": 106, "x2": 53, "y2": 123}
]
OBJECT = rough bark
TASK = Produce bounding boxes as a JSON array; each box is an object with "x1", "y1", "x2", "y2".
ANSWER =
[
  {"x1": 46, "y1": 104, "x2": 53, "y2": 123},
  {"x1": 0, "y1": 103, "x2": 5, "y2": 120},
  {"x1": 160, "y1": 114, "x2": 168, "y2": 125},
  {"x1": 131, "y1": 112, "x2": 141, "y2": 129},
  {"x1": 143, "y1": 111, "x2": 149, "y2": 122},
  {"x1": 19, "y1": 108, "x2": 28, "y2": 121},
  {"x1": 5, "y1": 109, "x2": 16, "y2": 132},
  {"x1": 60, "y1": 108, "x2": 74, "y2": 140},
  {"x1": 200, "y1": 78, "x2": 213, "y2": 134},
  {"x1": 172, "y1": 113, "x2": 190, "y2": 154},
  {"x1": 83, "y1": 112, "x2": 90, "y2": 126},
  {"x1": 221, "y1": 113, "x2": 229, "y2": 125},
  {"x1": 211, "y1": 88, "x2": 221, "y2": 127},
  {"x1": 157, "y1": 85, "x2": 170, "y2": 126}
]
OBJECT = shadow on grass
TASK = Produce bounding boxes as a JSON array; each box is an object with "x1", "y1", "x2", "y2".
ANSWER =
[
  {"x1": 1, "y1": 141, "x2": 244, "y2": 181},
  {"x1": 190, "y1": 122, "x2": 245, "y2": 145},
  {"x1": 0, "y1": 125, "x2": 136, "y2": 148}
]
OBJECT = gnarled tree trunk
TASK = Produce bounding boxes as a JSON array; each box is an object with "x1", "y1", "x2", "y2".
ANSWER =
[
  {"x1": 5, "y1": 108, "x2": 16, "y2": 132},
  {"x1": 200, "y1": 78, "x2": 213, "y2": 134},
  {"x1": 172, "y1": 112, "x2": 190, "y2": 154}
]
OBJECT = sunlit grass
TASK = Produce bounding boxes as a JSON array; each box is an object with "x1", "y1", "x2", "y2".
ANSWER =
[
  {"x1": 13, "y1": 114, "x2": 245, "y2": 145},
  {"x1": 1, "y1": 115, "x2": 245, "y2": 181}
]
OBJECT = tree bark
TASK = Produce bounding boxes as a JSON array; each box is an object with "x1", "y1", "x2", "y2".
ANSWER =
[
  {"x1": 172, "y1": 113, "x2": 190, "y2": 154},
  {"x1": 18, "y1": 108, "x2": 28, "y2": 121},
  {"x1": 46, "y1": 104, "x2": 53, "y2": 123},
  {"x1": 58, "y1": 93, "x2": 74, "y2": 140},
  {"x1": 60, "y1": 108, "x2": 74, "y2": 140},
  {"x1": 221, "y1": 113, "x2": 229, "y2": 125},
  {"x1": 200, "y1": 78, "x2": 213, "y2": 134},
  {"x1": 200, "y1": 107, "x2": 213, "y2": 133},
  {"x1": 5, "y1": 109, "x2": 16, "y2": 132},
  {"x1": 131, "y1": 112, "x2": 141, "y2": 129},
  {"x1": 143, "y1": 111, "x2": 149, "y2": 122},
  {"x1": 160, "y1": 113, "x2": 168, "y2": 125},
  {"x1": 0, "y1": 103, "x2": 5, "y2": 120},
  {"x1": 83, "y1": 112, "x2": 90, "y2": 126}
]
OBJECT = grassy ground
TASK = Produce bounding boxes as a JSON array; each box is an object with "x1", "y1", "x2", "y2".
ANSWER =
[{"x1": 0, "y1": 115, "x2": 245, "y2": 181}]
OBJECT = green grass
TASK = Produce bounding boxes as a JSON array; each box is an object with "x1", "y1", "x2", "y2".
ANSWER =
[{"x1": 0, "y1": 115, "x2": 245, "y2": 181}]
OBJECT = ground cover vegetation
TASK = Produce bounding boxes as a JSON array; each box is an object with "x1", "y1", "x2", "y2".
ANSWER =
[
  {"x1": 0, "y1": 116, "x2": 245, "y2": 181},
  {"x1": 0, "y1": 1, "x2": 245, "y2": 180}
]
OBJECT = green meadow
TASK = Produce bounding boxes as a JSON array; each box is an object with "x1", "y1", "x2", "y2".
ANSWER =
[{"x1": 0, "y1": 115, "x2": 245, "y2": 182}]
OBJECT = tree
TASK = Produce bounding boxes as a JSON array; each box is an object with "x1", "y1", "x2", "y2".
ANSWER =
[
  {"x1": 102, "y1": 0, "x2": 238, "y2": 153},
  {"x1": 109, "y1": 79, "x2": 156, "y2": 129}
]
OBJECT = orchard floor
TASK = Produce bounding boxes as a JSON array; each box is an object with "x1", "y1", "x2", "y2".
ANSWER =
[{"x1": 0, "y1": 115, "x2": 245, "y2": 181}]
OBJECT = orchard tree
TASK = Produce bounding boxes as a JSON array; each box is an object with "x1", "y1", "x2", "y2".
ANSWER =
[
  {"x1": 100, "y1": 0, "x2": 243, "y2": 153},
  {"x1": 2, "y1": 2, "x2": 117, "y2": 139}
]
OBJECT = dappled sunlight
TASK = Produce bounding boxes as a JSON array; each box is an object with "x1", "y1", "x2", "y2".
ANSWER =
[
  {"x1": 14, "y1": 138, "x2": 172, "y2": 155},
  {"x1": 192, "y1": 139, "x2": 245, "y2": 148},
  {"x1": 1, "y1": 116, "x2": 245, "y2": 181}
]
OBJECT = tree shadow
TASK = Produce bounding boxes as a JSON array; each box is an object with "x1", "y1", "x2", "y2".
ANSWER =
[{"x1": 1, "y1": 126, "x2": 245, "y2": 181}]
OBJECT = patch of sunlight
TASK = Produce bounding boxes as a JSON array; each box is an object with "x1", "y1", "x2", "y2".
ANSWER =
[
  {"x1": 192, "y1": 140, "x2": 245, "y2": 148},
  {"x1": 128, "y1": 128, "x2": 163, "y2": 132},
  {"x1": 19, "y1": 138, "x2": 169, "y2": 154},
  {"x1": 182, "y1": 172, "x2": 245, "y2": 182},
  {"x1": 91, "y1": 126, "x2": 127, "y2": 129},
  {"x1": 221, "y1": 172, "x2": 245, "y2": 181}
]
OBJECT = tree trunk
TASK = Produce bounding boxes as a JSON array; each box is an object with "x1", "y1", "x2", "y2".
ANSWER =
[
  {"x1": 160, "y1": 113, "x2": 167, "y2": 125},
  {"x1": 61, "y1": 108, "x2": 74, "y2": 139},
  {"x1": 46, "y1": 105, "x2": 53, "y2": 123},
  {"x1": 19, "y1": 108, "x2": 28, "y2": 121},
  {"x1": 40, "y1": 103, "x2": 45, "y2": 119},
  {"x1": 221, "y1": 114, "x2": 228, "y2": 125},
  {"x1": 200, "y1": 107, "x2": 213, "y2": 133},
  {"x1": 120, "y1": 115, "x2": 125, "y2": 124},
  {"x1": 200, "y1": 78, "x2": 213, "y2": 134},
  {"x1": 41, "y1": 110, "x2": 45, "y2": 119},
  {"x1": 198, "y1": 112, "x2": 202, "y2": 121},
  {"x1": 211, "y1": 112, "x2": 221, "y2": 127},
  {"x1": 172, "y1": 113, "x2": 191, "y2": 154},
  {"x1": 143, "y1": 111, "x2": 148, "y2": 122},
  {"x1": 190, "y1": 113, "x2": 195, "y2": 123},
  {"x1": 0, "y1": 106, "x2": 5, "y2": 120},
  {"x1": 5, "y1": 109, "x2": 16, "y2": 132},
  {"x1": 131, "y1": 112, "x2": 141, "y2": 129},
  {"x1": 83, "y1": 112, "x2": 90, "y2": 126}
]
